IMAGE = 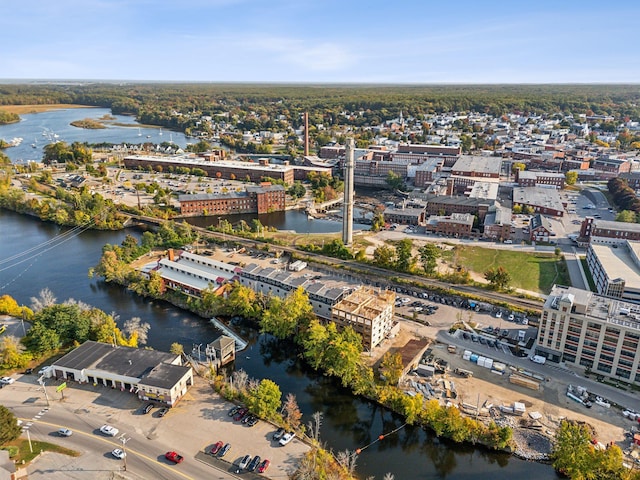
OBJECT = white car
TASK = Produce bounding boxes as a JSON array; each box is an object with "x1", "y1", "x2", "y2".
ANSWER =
[
  {"x1": 0, "y1": 377, "x2": 15, "y2": 385},
  {"x1": 38, "y1": 366, "x2": 52, "y2": 376},
  {"x1": 111, "y1": 448, "x2": 126, "y2": 459},
  {"x1": 279, "y1": 432, "x2": 295, "y2": 446},
  {"x1": 494, "y1": 311, "x2": 502, "y2": 319},
  {"x1": 100, "y1": 425, "x2": 119, "y2": 437},
  {"x1": 57, "y1": 428, "x2": 73, "y2": 437}
]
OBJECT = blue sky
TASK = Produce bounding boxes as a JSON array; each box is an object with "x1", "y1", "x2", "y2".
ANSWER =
[{"x1": 2, "y1": 0, "x2": 639, "y2": 83}]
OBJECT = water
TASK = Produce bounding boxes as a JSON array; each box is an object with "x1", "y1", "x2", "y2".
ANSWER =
[
  {"x1": 0, "y1": 108, "x2": 558, "y2": 478},
  {"x1": 0, "y1": 107, "x2": 190, "y2": 164},
  {"x1": 0, "y1": 210, "x2": 559, "y2": 480}
]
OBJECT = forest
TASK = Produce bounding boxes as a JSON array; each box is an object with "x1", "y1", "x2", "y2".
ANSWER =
[{"x1": 1, "y1": 83, "x2": 640, "y2": 131}]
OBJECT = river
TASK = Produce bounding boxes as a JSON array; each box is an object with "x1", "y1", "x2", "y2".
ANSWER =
[
  {"x1": 0, "y1": 108, "x2": 558, "y2": 478},
  {"x1": 0, "y1": 210, "x2": 559, "y2": 480}
]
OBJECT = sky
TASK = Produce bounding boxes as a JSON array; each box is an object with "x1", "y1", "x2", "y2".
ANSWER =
[{"x1": 1, "y1": 0, "x2": 639, "y2": 84}]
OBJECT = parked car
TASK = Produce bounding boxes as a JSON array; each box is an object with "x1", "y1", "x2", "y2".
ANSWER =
[
  {"x1": 219, "y1": 443, "x2": 231, "y2": 457},
  {"x1": 210, "y1": 441, "x2": 224, "y2": 455},
  {"x1": 247, "y1": 455, "x2": 261, "y2": 472},
  {"x1": 258, "y1": 459, "x2": 271, "y2": 473},
  {"x1": 24, "y1": 368, "x2": 33, "y2": 374},
  {"x1": 238, "y1": 454, "x2": 251, "y2": 470},
  {"x1": 157, "y1": 407, "x2": 169, "y2": 417},
  {"x1": 273, "y1": 427, "x2": 285, "y2": 440},
  {"x1": 99, "y1": 425, "x2": 119, "y2": 437},
  {"x1": 234, "y1": 408, "x2": 248, "y2": 421},
  {"x1": 508, "y1": 314, "x2": 515, "y2": 322},
  {"x1": 228, "y1": 405, "x2": 241, "y2": 417},
  {"x1": 111, "y1": 448, "x2": 126, "y2": 459},
  {"x1": 165, "y1": 451, "x2": 184, "y2": 464},
  {"x1": 37, "y1": 366, "x2": 52, "y2": 376},
  {"x1": 242, "y1": 414, "x2": 255, "y2": 425},
  {"x1": 57, "y1": 428, "x2": 73, "y2": 437},
  {"x1": 247, "y1": 416, "x2": 259, "y2": 427},
  {"x1": 142, "y1": 403, "x2": 154, "y2": 414},
  {"x1": 279, "y1": 432, "x2": 295, "y2": 446},
  {"x1": 0, "y1": 377, "x2": 15, "y2": 385}
]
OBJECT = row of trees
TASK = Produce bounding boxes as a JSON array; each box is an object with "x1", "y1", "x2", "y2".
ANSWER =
[
  {"x1": 552, "y1": 420, "x2": 639, "y2": 480},
  {"x1": 0, "y1": 291, "x2": 150, "y2": 370},
  {"x1": 609, "y1": 178, "x2": 640, "y2": 218}
]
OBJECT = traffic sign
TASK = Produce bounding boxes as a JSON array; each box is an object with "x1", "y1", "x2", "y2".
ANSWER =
[{"x1": 56, "y1": 382, "x2": 67, "y2": 392}]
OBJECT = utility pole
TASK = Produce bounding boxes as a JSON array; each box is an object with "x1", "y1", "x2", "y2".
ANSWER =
[
  {"x1": 38, "y1": 377, "x2": 50, "y2": 407},
  {"x1": 119, "y1": 434, "x2": 130, "y2": 471}
]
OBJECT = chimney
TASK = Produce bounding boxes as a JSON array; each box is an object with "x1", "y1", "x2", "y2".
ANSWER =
[
  {"x1": 304, "y1": 112, "x2": 309, "y2": 156},
  {"x1": 168, "y1": 248, "x2": 175, "y2": 261}
]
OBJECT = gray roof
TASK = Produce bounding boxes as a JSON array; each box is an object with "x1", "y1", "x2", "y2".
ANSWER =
[
  {"x1": 452, "y1": 155, "x2": 502, "y2": 175},
  {"x1": 178, "y1": 192, "x2": 248, "y2": 202},
  {"x1": 137, "y1": 362, "x2": 191, "y2": 390},
  {"x1": 53, "y1": 341, "x2": 178, "y2": 379},
  {"x1": 513, "y1": 186, "x2": 563, "y2": 211},
  {"x1": 594, "y1": 219, "x2": 640, "y2": 233}
]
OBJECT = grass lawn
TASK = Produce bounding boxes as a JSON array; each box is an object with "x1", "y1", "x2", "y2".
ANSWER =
[
  {"x1": 2, "y1": 438, "x2": 79, "y2": 465},
  {"x1": 454, "y1": 245, "x2": 570, "y2": 294}
]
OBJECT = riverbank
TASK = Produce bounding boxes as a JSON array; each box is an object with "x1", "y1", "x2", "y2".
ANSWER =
[{"x1": 0, "y1": 104, "x2": 98, "y2": 114}]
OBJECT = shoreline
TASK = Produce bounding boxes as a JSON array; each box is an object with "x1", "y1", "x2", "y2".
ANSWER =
[{"x1": 0, "y1": 104, "x2": 98, "y2": 114}]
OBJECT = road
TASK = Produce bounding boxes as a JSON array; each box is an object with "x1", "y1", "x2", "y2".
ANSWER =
[{"x1": 1, "y1": 375, "x2": 308, "y2": 480}]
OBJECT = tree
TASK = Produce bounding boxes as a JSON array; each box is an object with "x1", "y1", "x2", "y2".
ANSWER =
[
  {"x1": 22, "y1": 321, "x2": 61, "y2": 354},
  {"x1": 379, "y1": 351, "x2": 404, "y2": 386},
  {"x1": 511, "y1": 162, "x2": 526, "y2": 174},
  {"x1": 0, "y1": 335, "x2": 29, "y2": 369},
  {"x1": 565, "y1": 171, "x2": 578, "y2": 185},
  {"x1": 372, "y1": 245, "x2": 396, "y2": 269},
  {"x1": 385, "y1": 171, "x2": 404, "y2": 190},
  {"x1": 395, "y1": 238, "x2": 415, "y2": 272},
  {"x1": 615, "y1": 210, "x2": 637, "y2": 223},
  {"x1": 283, "y1": 393, "x2": 303, "y2": 430},
  {"x1": 30, "y1": 288, "x2": 57, "y2": 312},
  {"x1": 246, "y1": 379, "x2": 281, "y2": 419},
  {"x1": 419, "y1": 243, "x2": 440, "y2": 275},
  {"x1": 551, "y1": 421, "x2": 595, "y2": 479},
  {"x1": 170, "y1": 342, "x2": 184, "y2": 355},
  {"x1": 484, "y1": 266, "x2": 511, "y2": 291},
  {"x1": 261, "y1": 287, "x2": 313, "y2": 339},
  {"x1": 123, "y1": 317, "x2": 151, "y2": 347},
  {"x1": 0, "y1": 405, "x2": 21, "y2": 445}
]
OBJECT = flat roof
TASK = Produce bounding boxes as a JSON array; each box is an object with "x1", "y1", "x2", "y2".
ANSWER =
[
  {"x1": 137, "y1": 362, "x2": 191, "y2": 390},
  {"x1": 591, "y1": 243, "x2": 640, "y2": 291},
  {"x1": 513, "y1": 186, "x2": 563, "y2": 212},
  {"x1": 452, "y1": 155, "x2": 502, "y2": 174},
  {"x1": 124, "y1": 155, "x2": 294, "y2": 172}
]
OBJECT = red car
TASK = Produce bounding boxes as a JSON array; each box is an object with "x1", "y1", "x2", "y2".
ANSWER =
[
  {"x1": 258, "y1": 459, "x2": 271, "y2": 473},
  {"x1": 165, "y1": 451, "x2": 184, "y2": 464},
  {"x1": 233, "y1": 407, "x2": 248, "y2": 421},
  {"x1": 210, "y1": 441, "x2": 224, "y2": 455}
]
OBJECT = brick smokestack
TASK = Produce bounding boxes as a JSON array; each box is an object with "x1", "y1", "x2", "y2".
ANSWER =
[{"x1": 304, "y1": 112, "x2": 309, "y2": 156}]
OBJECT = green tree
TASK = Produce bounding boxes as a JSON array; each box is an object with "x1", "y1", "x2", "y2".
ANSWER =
[
  {"x1": 395, "y1": 238, "x2": 415, "y2": 272},
  {"x1": 261, "y1": 287, "x2": 313, "y2": 339},
  {"x1": 484, "y1": 266, "x2": 511, "y2": 291},
  {"x1": 373, "y1": 245, "x2": 396, "y2": 269},
  {"x1": 565, "y1": 171, "x2": 578, "y2": 185},
  {"x1": 551, "y1": 421, "x2": 595, "y2": 479},
  {"x1": 246, "y1": 379, "x2": 282, "y2": 419},
  {"x1": 224, "y1": 283, "x2": 262, "y2": 320},
  {"x1": 300, "y1": 319, "x2": 329, "y2": 370},
  {"x1": 371, "y1": 211, "x2": 385, "y2": 232},
  {"x1": 418, "y1": 243, "x2": 440, "y2": 275},
  {"x1": 0, "y1": 405, "x2": 21, "y2": 445},
  {"x1": 511, "y1": 162, "x2": 526, "y2": 174},
  {"x1": 22, "y1": 322, "x2": 61, "y2": 354},
  {"x1": 615, "y1": 210, "x2": 637, "y2": 223},
  {"x1": 385, "y1": 171, "x2": 404, "y2": 190},
  {"x1": 170, "y1": 342, "x2": 184, "y2": 355},
  {"x1": 512, "y1": 204, "x2": 523, "y2": 214},
  {"x1": 379, "y1": 351, "x2": 404, "y2": 386}
]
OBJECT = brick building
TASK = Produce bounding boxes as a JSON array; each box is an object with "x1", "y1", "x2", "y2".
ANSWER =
[
  {"x1": 580, "y1": 218, "x2": 640, "y2": 244},
  {"x1": 516, "y1": 170, "x2": 565, "y2": 189},
  {"x1": 178, "y1": 184, "x2": 285, "y2": 216},
  {"x1": 425, "y1": 213, "x2": 474, "y2": 237}
]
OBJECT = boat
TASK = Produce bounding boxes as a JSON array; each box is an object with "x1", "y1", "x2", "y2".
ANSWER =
[
  {"x1": 137, "y1": 128, "x2": 142, "y2": 137},
  {"x1": 158, "y1": 128, "x2": 163, "y2": 136}
]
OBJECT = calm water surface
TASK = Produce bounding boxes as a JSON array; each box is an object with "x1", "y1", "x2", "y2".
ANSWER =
[
  {"x1": 0, "y1": 211, "x2": 559, "y2": 480},
  {"x1": 0, "y1": 108, "x2": 559, "y2": 479}
]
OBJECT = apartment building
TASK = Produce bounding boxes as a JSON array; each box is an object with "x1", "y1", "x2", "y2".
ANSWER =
[
  {"x1": 586, "y1": 241, "x2": 640, "y2": 303},
  {"x1": 516, "y1": 170, "x2": 565, "y2": 189},
  {"x1": 424, "y1": 213, "x2": 474, "y2": 237},
  {"x1": 179, "y1": 184, "x2": 285, "y2": 216},
  {"x1": 331, "y1": 286, "x2": 396, "y2": 350},
  {"x1": 536, "y1": 285, "x2": 639, "y2": 386},
  {"x1": 580, "y1": 218, "x2": 640, "y2": 244}
]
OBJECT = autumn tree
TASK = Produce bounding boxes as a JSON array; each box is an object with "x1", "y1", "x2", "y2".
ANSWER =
[
  {"x1": 260, "y1": 287, "x2": 313, "y2": 339},
  {"x1": 283, "y1": 393, "x2": 303, "y2": 430},
  {"x1": 565, "y1": 171, "x2": 578, "y2": 186},
  {"x1": 484, "y1": 266, "x2": 511, "y2": 291},
  {"x1": 379, "y1": 351, "x2": 404, "y2": 386},
  {"x1": 372, "y1": 245, "x2": 396, "y2": 269}
]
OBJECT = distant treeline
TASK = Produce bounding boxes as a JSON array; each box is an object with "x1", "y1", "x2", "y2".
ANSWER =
[{"x1": 2, "y1": 83, "x2": 640, "y2": 130}]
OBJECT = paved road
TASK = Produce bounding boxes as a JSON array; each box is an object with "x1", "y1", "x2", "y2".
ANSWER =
[{"x1": 1, "y1": 375, "x2": 309, "y2": 480}]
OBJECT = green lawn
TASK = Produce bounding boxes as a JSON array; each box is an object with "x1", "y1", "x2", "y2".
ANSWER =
[{"x1": 454, "y1": 245, "x2": 570, "y2": 294}]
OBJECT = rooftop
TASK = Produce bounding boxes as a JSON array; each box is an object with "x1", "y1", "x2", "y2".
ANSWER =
[
  {"x1": 333, "y1": 287, "x2": 395, "y2": 320},
  {"x1": 513, "y1": 186, "x2": 564, "y2": 212},
  {"x1": 451, "y1": 155, "x2": 502, "y2": 175},
  {"x1": 590, "y1": 242, "x2": 640, "y2": 291}
]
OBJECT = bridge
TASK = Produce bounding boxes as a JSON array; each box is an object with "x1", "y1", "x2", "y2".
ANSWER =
[{"x1": 306, "y1": 195, "x2": 344, "y2": 216}]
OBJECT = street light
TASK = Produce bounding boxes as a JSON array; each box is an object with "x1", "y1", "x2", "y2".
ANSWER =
[
  {"x1": 119, "y1": 435, "x2": 130, "y2": 471},
  {"x1": 37, "y1": 377, "x2": 50, "y2": 407}
]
